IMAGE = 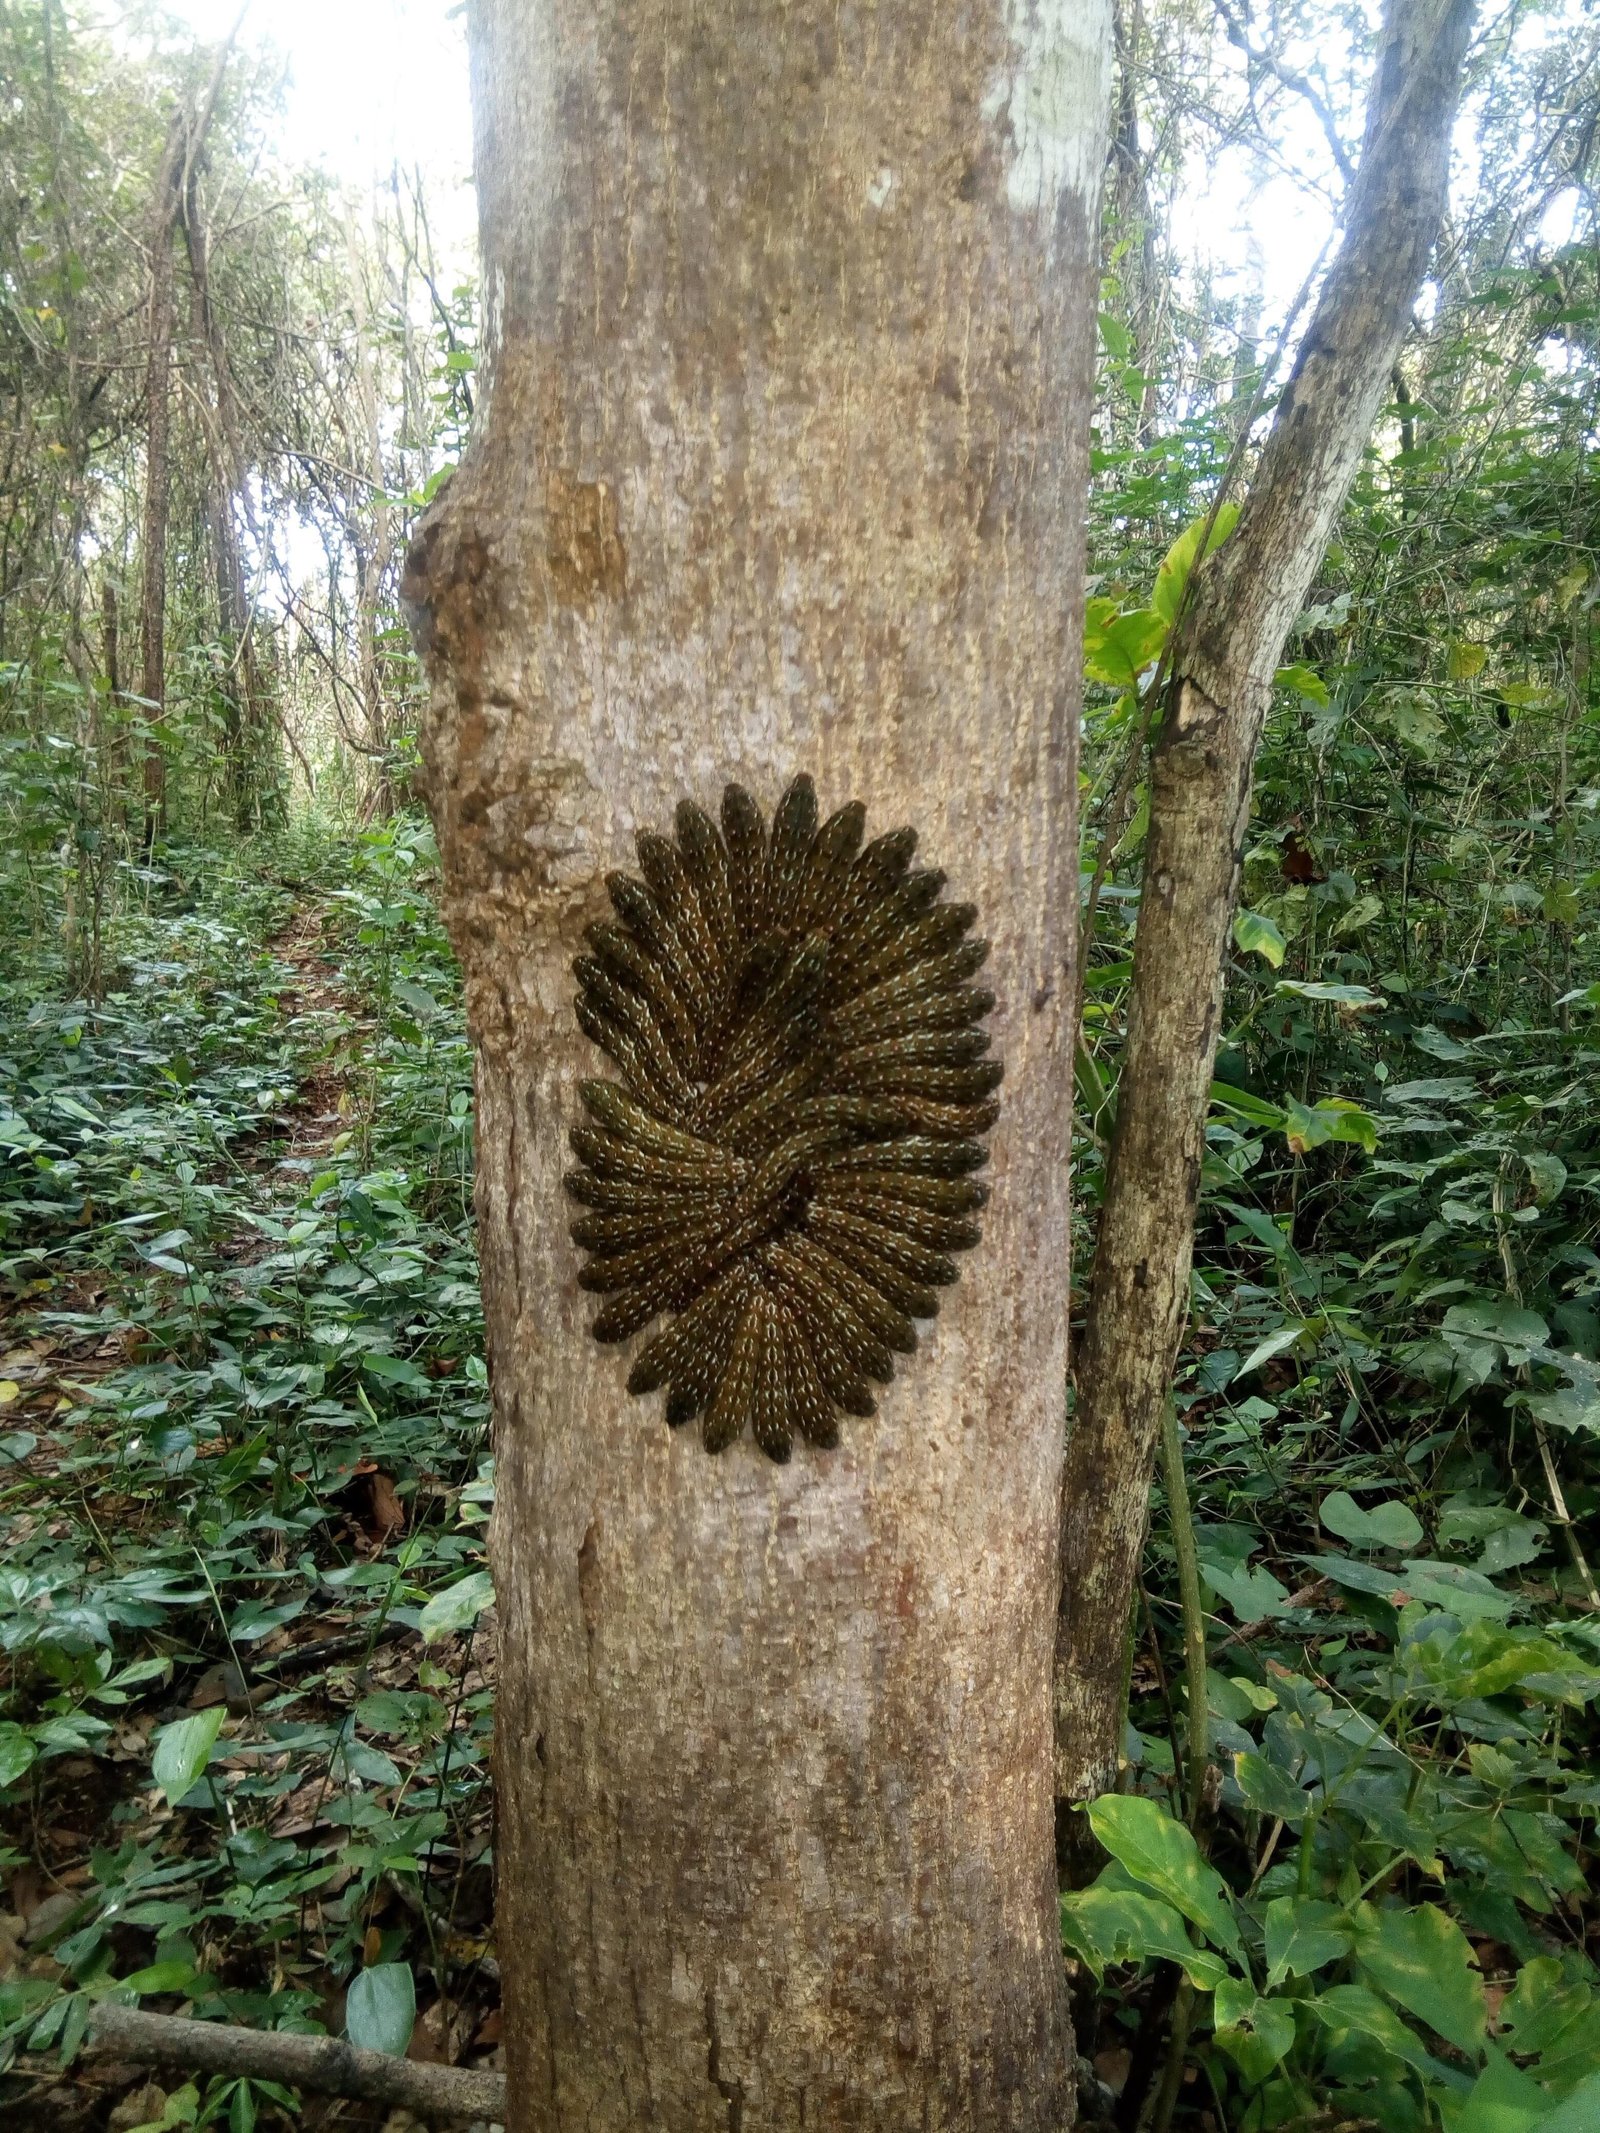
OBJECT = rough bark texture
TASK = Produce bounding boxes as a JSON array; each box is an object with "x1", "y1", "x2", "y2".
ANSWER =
[
  {"x1": 1054, "y1": 0, "x2": 1476, "y2": 1827},
  {"x1": 404, "y1": 1, "x2": 1110, "y2": 2125}
]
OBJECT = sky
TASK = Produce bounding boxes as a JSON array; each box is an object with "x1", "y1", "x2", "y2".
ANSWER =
[{"x1": 158, "y1": 0, "x2": 476, "y2": 225}]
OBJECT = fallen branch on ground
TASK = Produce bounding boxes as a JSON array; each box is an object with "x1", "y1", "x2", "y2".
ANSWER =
[{"x1": 85, "y1": 2004, "x2": 506, "y2": 2122}]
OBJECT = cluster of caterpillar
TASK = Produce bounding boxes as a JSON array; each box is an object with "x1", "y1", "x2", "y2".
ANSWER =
[{"x1": 566, "y1": 773, "x2": 999, "y2": 1462}]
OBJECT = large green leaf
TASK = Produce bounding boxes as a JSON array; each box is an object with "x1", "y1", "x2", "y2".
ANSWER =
[
  {"x1": 1084, "y1": 1795, "x2": 1243, "y2": 1958},
  {"x1": 1447, "y1": 2046, "x2": 1552, "y2": 2133},
  {"x1": 346, "y1": 1961, "x2": 415, "y2": 2057},
  {"x1": 1151, "y1": 502, "x2": 1240, "y2": 625},
  {"x1": 419, "y1": 1569, "x2": 495, "y2": 1642},
  {"x1": 1537, "y1": 2072, "x2": 1600, "y2": 2131},
  {"x1": 0, "y1": 1722, "x2": 37, "y2": 1789},
  {"x1": 151, "y1": 1708, "x2": 225, "y2": 1805},
  {"x1": 1084, "y1": 600, "x2": 1168, "y2": 687},
  {"x1": 1263, "y1": 1896, "x2": 1353, "y2": 1986},
  {"x1": 1233, "y1": 1751, "x2": 1314, "y2": 1822},
  {"x1": 1355, "y1": 1902, "x2": 1487, "y2": 2056},
  {"x1": 1233, "y1": 908, "x2": 1286, "y2": 967},
  {"x1": 1213, "y1": 1979, "x2": 1297, "y2": 2086},
  {"x1": 1309, "y1": 1984, "x2": 1451, "y2": 2079},
  {"x1": 1059, "y1": 1884, "x2": 1228, "y2": 1990},
  {"x1": 1321, "y1": 1491, "x2": 1424, "y2": 1553}
]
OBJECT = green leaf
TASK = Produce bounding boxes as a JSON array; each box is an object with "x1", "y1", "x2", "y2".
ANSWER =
[
  {"x1": 1264, "y1": 1897, "x2": 1353, "y2": 1986},
  {"x1": 1233, "y1": 1325, "x2": 1306, "y2": 1380},
  {"x1": 120, "y1": 1959, "x2": 201, "y2": 1996},
  {"x1": 1199, "y1": 1557, "x2": 1291, "y2": 1625},
  {"x1": 1282, "y1": 1095, "x2": 1378, "y2": 1155},
  {"x1": 1448, "y1": 2046, "x2": 1550, "y2": 2133},
  {"x1": 1084, "y1": 602, "x2": 1168, "y2": 688},
  {"x1": 1309, "y1": 1984, "x2": 1450, "y2": 2077},
  {"x1": 1448, "y1": 641, "x2": 1489, "y2": 682},
  {"x1": 1233, "y1": 908, "x2": 1286, "y2": 967},
  {"x1": 1276, "y1": 662, "x2": 1330, "y2": 705},
  {"x1": 1536, "y1": 2071, "x2": 1600, "y2": 2131},
  {"x1": 418, "y1": 1570, "x2": 495, "y2": 1643},
  {"x1": 1355, "y1": 1902, "x2": 1486, "y2": 2056},
  {"x1": 1522, "y1": 1152, "x2": 1567, "y2": 1206},
  {"x1": 1332, "y1": 892, "x2": 1384, "y2": 938},
  {"x1": 1320, "y1": 1491, "x2": 1424, "y2": 1553},
  {"x1": 361, "y1": 1352, "x2": 432, "y2": 1392},
  {"x1": 345, "y1": 1962, "x2": 415, "y2": 2057},
  {"x1": 1210, "y1": 1081, "x2": 1285, "y2": 1130},
  {"x1": 150, "y1": 1708, "x2": 224, "y2": 1805},
  {"x1": 1151, "y1": 502, "x2": 1240, "y2": 626},
  {"x1": 1397, "y1": 1559, "x2": 1516, "y2": 1621},
  {"x1": 1213, "y1": 1979, "x2": 1298, "y2": 2085},
  {"x1": 1059, "y1": 1884, "x2": 1229, "y2": 1990},
  {"x1": 1276, "y1": 979, "x2": 1383, "y2": 1006},
  {"x1": 0, "y1": 1722, "x2": 38, "y2": 1789},
  {"x1": 1233, "y1": 1751, "x2": 1314, "y2": 1823},
  {"x1": 1084, "y1": 1795, "x2": 1243, "y2": 1958}
]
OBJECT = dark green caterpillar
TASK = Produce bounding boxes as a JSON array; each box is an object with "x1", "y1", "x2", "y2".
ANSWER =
[{"x1": 566, "y1": 775, "x2": 999, "y2": 1462}]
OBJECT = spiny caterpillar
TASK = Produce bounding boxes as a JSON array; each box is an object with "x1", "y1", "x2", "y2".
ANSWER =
[{"x1": 566, "y1": 774, "x2": 999, "y2": 1462}]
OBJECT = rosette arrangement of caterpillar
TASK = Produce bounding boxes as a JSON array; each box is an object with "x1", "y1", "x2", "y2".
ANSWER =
[{"x1": 565, "y1": 773, "x2": 1000, "y2": 1463}]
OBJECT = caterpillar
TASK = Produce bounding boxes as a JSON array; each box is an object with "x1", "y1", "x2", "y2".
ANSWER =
[{"x1": 566, "y1": 774, "x2": 998, "y2": 1462}]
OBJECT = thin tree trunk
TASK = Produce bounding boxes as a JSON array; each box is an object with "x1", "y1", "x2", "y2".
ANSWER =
[
  {"x1": 181, "y1": 139, "x2": 269, "y2": 824},
  {"x1": 1054, "y1": 0, "x2": 1476, "y2": 1845},
  {"x1": 135, "y1": 21, "x2": 242, "y2": 844},
  {"x1": 404, "y1": 1, "x2": 1111, "y2": 2124},
  {"x1": 344, "y1": 207, "x2": 396, "y2": 812}
]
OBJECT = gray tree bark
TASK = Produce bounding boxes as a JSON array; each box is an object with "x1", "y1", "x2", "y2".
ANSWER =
[
  {"x1": 404, "y1": 0, "x2": 1111, "y2": 2124},
  {"x1": 1054, "y1": 0, "x2": 1477, "y2": 1836}
]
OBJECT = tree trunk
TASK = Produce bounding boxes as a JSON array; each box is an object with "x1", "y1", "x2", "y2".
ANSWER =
[
  {"x1": 344, "y1": 207, "x2": 397, "y2": 812},
  {"x1": 404, "y1": 1, "x2": 1110, "y2": 2124},
  {"x1": 1054, "y1": 0, "x2": 1476, "y2": 1837},
  {"x1": 137, "y1": 105, "x2": 184, "y2": 842},
  {"x1": 135, "y1": 25, "x2": 240, "y2": 843}
]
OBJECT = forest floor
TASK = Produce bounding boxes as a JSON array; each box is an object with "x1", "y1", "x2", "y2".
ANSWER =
[{"x1": 0, "y1": 824, "x2": 499, "y2": 2130}]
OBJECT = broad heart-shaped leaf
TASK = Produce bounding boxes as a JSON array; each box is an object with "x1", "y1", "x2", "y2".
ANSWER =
[
  {"x1": 1282, "y1": 1097, "x2": 1378, "y2": 1157},
  {"x1": 346, "y1": 1961, "x2": 415, "y2": 2057},
  {"x1": 1275, "y1": 661, "x2": 1329, "y2": 705},
  {"x1": 1084, "y1": 1795, "x2": 1243, "y2": 1958},
  {"x1": 1320, "y1": 1490, "x2": 1424, "y2": 1553},
  {"x1": 1397, "y1": 1558, "x2": 1516, "y2": 1622},
  {"x1": 1442, "y1": 1299, "x2": 1550, "y2": 1362},
  {"x1": 1059, "y1": 1884, "x2": 1228, "y2": 1991},
  {"x1": 1213, "y1": 1979, "x2": 1297, "y2": 2086},
  {"x1": 1445, "y1": 2046, "x2": 1553, "y2": 2133},
  {"x1": 1151, "y1": 501, "x2": 1240, "y2": 626},
  {"x1": 1198, "y1": 1557, "x2": 1290, "y2": 1626},
  {"x1": 1309, "y1": 1984, "x2": 1454, "y2": 2080},
  {"x1": 1233, "y1": 1751, "x2": 1314, "y2": 1823},
  {"x1": 1233, "y1": 908, "x2": 1286, "y2": 967},
  {"x1": 419, "y1": 1569, "x2": 495, "y2": 1643},
  {"x1": 151, "y1": 1707, "x2": 224, "y2": 1805},
  {"x1": 1084, "y1": 600, "x2": 1167, "y2": 688},
  {"x1": 1354, "y1": 1901, "x2": 1486, "y2": 2057},
  {"x1": 1264, "y1": 1896, "x2": 1353, "y2": 1986}
]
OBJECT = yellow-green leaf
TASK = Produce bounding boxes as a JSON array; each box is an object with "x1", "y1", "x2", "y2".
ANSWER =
[
  {"x1": 1448, "y1": 641, "x2": 1488, "y2": 682},
  {"x1": 1233, "y1": 908, "x2": 1286, "y2": 967},
  {"x1": 1152, "y1": 502, "x2": 1241, "y2": 626}
]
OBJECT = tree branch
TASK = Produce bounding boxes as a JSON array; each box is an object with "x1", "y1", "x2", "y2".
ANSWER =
[{"x1": 85, "y1": 2005, "x2": 505, "y2": 2123}]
